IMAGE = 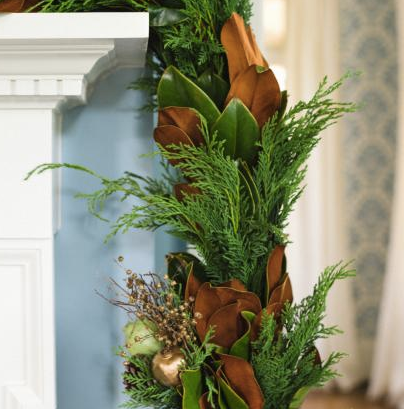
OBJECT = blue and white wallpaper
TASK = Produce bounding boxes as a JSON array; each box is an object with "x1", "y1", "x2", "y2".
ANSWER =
[{"x1": 340, "y1": 0, "x2": 398, "y2": 362}]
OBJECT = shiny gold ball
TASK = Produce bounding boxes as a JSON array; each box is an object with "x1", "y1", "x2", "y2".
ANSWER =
[{"x1": 151, "y1": 347, "x2": 185, "y2": 387}]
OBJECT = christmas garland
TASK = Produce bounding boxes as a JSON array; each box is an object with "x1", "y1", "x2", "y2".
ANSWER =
[{"x1": 15, "y1": 0, "x2": 357, "y2": 408}]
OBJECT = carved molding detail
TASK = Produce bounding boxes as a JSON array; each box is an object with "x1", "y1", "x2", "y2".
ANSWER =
[{"x1": 0, "y1": 12, "x2": 149, "y2": 109}]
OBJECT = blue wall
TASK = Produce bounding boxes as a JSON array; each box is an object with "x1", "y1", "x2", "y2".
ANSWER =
[{"x1": 55, "y1": 68, "x2": 184, "y2": 409}]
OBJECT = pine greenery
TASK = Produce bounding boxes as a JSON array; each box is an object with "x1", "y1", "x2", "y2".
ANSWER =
[
  {"x1": 122, "y1": 353, "x2": 180, "y2": 409},
  {"x1": 252, "y1": 262, "x2": 355, "y2": 409},
  {"x1": 181, "y1": 327, "x2": 216, "y2": 371},
  {"x1": 27, "y1": 73, "x2": 357, "y2": 300}
]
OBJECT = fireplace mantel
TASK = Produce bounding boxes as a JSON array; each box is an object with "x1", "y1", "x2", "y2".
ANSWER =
[{"x1": 0, "y1": 13, "x2": 148, "y2": 409}]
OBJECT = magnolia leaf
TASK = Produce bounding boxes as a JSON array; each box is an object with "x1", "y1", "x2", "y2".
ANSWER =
[
  {"x1": 199, "y1": 392, "x2": 214, "y2": 409},
  {"x1": 289, "y1": 386, "x2": 312, "y2": 409},
  {"x1": 211, "y1": 98, "x2": 260, "y2": 164},
  {"x1": 0, "y1": 0, "x2": 39, "y2": 12},
  {"x1": 174, "y1": 183, "x2": 201, "y2": 202},
  {"x1": 218, "y1": 376, "x2": 248, "y2": 409},
  {"x1": 220, "y1": 12, "x2": 268, "y2": 82},
  {"x1": 157, "y1": 66, "x2": 220, "y2": 126},
  {"x1": 181, "y1": 369, "x2": 203, "y2": 409},
  {"x1": 196, "y1": 69, "x2": 230, "y2": 109},
  {"x1": 149, "y1": 6, "x2": 187, "y2": 27},
  {"x1": 184, "y1": 264, "x2": 202, "y2": 301},
  {"x1": 278, "y1": 90, "x2": 288, "y2": 120},
  {"x1": 217, "y1": 381, "x2": 229, "y2": 409},
  {"x1": 208, "y1": 303, "x2": 245, "y2": 349},
  {"x1": 229, "y1": 311, "x2": 256, "y2": 360},
  {"x1": 158, "y1": 107, "x2": 204, "y2": 146},
  {"x1": 265, "y1": 245, "x2": 286, "y2": 303},
  {"x1": 250, "y1": 302, "x2": 283, "y2": 341},
  {"x1": 268, "y1": 273, "x2": 293, "y2": 306},
  {"x1": 218, "y1": 354, "x2": 264, "y2": 409},
  {"x1": 225, "y1": 65, "x2": 281, "y2": 128},
  {"x1": 166, "y1": 252, "x2": 206, "y2": 285}
]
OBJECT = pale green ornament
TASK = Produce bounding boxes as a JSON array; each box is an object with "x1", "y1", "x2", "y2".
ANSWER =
[{"x1": 123, "y1": 320, "x2": 163, "y2": 356}]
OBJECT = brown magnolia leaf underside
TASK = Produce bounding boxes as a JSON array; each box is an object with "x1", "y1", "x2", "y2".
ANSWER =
[
  {"x1": 221, "y1": 12, "x2": 268, "y2": 82},
  {"x1": 268, "y1": 273, "x2": 293, "y2": 306},
  {"x1": 219, "y1": 278, "x2": 246, "y2": 292},
  {"x1": 158, "y1": 107, "x2": 204, "y2": 146},
  {"x1": 153, "y1": 125, "x2": 194, "y2": 166},
  {"x1": 194, "y1": 282, "x2": 262, "y2": 343},
  {"x1": 250, "y1": 302, "x2": 284, "y2": 341},
  {"x1": 207, "y1": 299, "x2": 256, "y2": 348},
  {"x1": 184, "y1": 266, "x2": 202, "y2": 301},
  {"x1": 225, "y1": 65, "x2": 281, "y2": 127},
  {"x1": 218, "y1": 354, "x2": 264, "y2": 409},
  {"x1": 194, "y1": 282, "x2": 223, "y2": 339},
  {"x1": 266, "y1": 245, "x2": 286, "y2": 298},
  {"x1": 214, "y1": 286, "x2": 261, "y2": 313},
  {"x1": 0, "y1": 0, "x2": 39, "y2": 11},
  {"x1": 174, "y1": 183, "x2": 201, "y2": 202}
]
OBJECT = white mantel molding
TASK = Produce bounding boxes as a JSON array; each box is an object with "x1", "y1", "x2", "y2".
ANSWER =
[
  {"x1": 0, "y1": 12, "x2": 149, "y2": 409},
  {"x1": 0, "y1": 12, "x2": 149, "y2": 109}
]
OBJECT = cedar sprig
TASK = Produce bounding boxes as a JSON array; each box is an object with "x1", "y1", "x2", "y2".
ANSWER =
[
  {"x1": 251, "y1": 262, "x2": 355, "y2": 409},
  {"x1": 121, "y1": 352, "x2": 181, "y2": 409}
]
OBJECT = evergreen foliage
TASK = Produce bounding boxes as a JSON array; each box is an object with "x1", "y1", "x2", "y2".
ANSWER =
[
  {"x1": 24, "y1": 2, "x2": 359, "y2": 407},
  {"x1": 122, "y1": 353, "x2": 181, "y2": 409},
  {"x1": 27, "y1": 74, "x2": 357, "y2": 300},
  {"x1": 252, "y1": 262, "x2": 355, "y2": 409}
]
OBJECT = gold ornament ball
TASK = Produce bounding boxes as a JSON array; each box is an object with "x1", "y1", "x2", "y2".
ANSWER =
[{"x1": 151, "y1": 347, "x2": 185, "y2": 387}]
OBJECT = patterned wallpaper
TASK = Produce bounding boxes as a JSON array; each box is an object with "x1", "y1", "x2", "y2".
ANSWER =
[{"x1": 339, "y1": 0, "x2": 398, "y2": 366}]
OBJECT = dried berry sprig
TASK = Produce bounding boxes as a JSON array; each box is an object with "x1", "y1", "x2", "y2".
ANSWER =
[{"x1": 105, "y1": 257, "x2": 198, "y2": 353}]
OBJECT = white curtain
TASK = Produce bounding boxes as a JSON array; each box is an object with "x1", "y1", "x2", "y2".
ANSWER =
[
  {"x1": 284, "y1": 0, "x2": 366, "y2": 389},
  {"x1": 368, "y1": 0, "x2": 404, "y2": 406}
]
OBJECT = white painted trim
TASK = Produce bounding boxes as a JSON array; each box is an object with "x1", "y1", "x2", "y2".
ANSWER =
[
  {"x1": 0, "y1": 13, "x2": 149, "y2": 409},
  {"x1": 0, "y1": 12, "x2": 148, "y2": 40}
]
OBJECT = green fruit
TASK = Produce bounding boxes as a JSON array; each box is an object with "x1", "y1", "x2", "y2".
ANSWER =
[{"x1": 123, "y1": 320, "x2": 163, "y2": 356}]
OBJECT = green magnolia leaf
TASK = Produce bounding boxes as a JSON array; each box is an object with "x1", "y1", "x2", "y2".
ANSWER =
[
  {"x1": 229, "y1": 311, "x2": 256, "y2": 360},
  {"x1": 181, "y1": 369, "x2": 203, "y2": 409},
  {"x1": 211, "y1": 98, "x2": 260, "y2": 164},
  {"x1": 289, "y1": 386, "x2": 312, "y2": 409},
  {"x1": 278, "y1": 90, "x2": 288, "y2": 121},
  {"x1": 218, "y1": 377, "x2": 248, "y2": 409},
  {"x1": 157, "y1": 66, "x2": 221, "y2": 126},
  {"x1": 149, "y1": 6, "x2": 187, "y2": 27},
  {"x1": 196, "y1": 69, "x2": 230, "y2": 109},
  {"x1": 218, "y1": 381, "x2": 229, "y2": 409}
]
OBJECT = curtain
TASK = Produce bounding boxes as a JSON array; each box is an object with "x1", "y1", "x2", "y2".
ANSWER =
[
  {"x1": 368, "y1": 1, "x2": 404, "y2": 406},
  {"x1": 284, "y1": 0, "x2": 366, "y2": 389}
]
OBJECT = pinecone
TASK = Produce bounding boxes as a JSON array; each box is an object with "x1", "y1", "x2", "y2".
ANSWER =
[{"x1": 123, "y1": 361, "x2": 138, "y2": 390}]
